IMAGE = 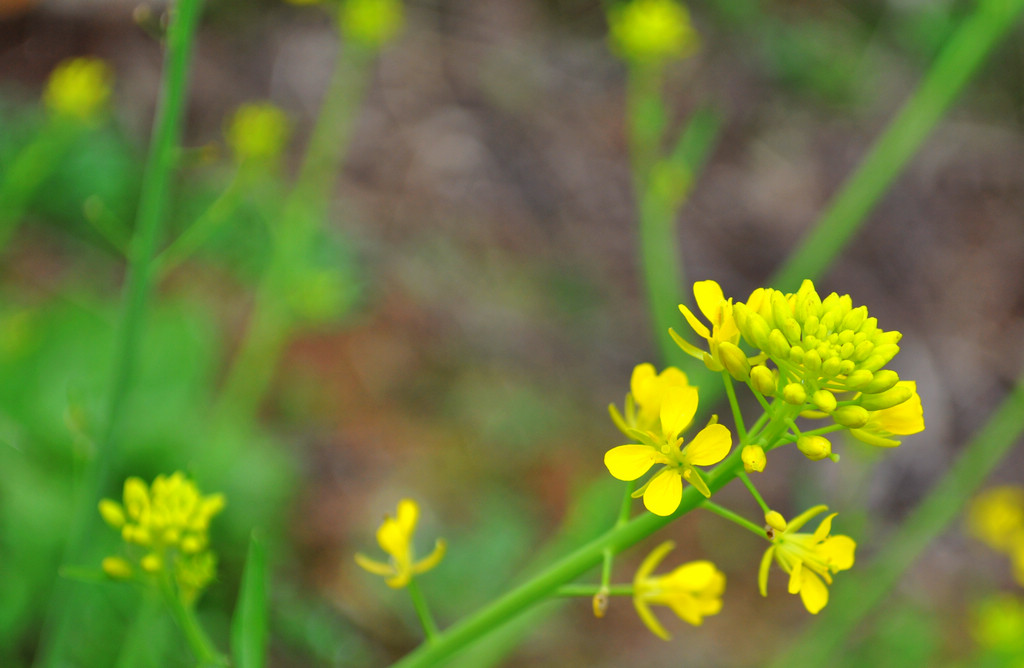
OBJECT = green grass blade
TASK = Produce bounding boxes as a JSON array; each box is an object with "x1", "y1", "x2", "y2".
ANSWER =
[{"x1": 231, "y1": 530, "x2": 270, "y2": 668}]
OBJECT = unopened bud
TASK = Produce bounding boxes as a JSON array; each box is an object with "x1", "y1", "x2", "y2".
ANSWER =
[
  {"x1": 858, "y1": 383, "x2": 913, "y2": 411},
  {"x1": 811, "y1": 389, "x2": 837, "y2": 413},
  {"x1": 750, "y1": 365, "x2": 776, "y2": 396},
  {"x1": 742, "y1": 445, "x2": 766, "y2": 473},
  {"x1": 782, "y1": 383, "x2": 807, "y2": 405},
  {"x1": 764, "y1": 511, "x2": 787, "y2": 532},
  {"x1": 797, "y1": 434, "x2": 832, "y2": 461},
  {"x1": 832, "y1": 405, "x2": 870, "y2": 428},
  {"x1": 717, "y1": 341, "x2": 750, "y2": 381}
]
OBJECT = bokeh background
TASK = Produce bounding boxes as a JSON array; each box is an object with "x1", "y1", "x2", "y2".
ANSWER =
[{"x1": 2, "y1": 0, "x2": 1024, "y2": 666}]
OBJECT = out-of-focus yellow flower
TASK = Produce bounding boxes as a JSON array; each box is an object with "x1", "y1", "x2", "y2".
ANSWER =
[
  {"x1": 225, "y1": 102, "x2": 291, "y2": 164},
  {"x1": 608, "y1": 363, "x2": 692, "y2": 436},
  {"x1": 971, "y1": 593, "x2": 1024, "y2": 652},
  {"x1": 969, "y1": 487, "x2": 1024, "y2": 555},
  {"x1": 44, "y1": 57, "x2": 114, "y2": 121},
  {"x1": 632, "y1": 541, "x2": 724, "y2": 640},
  {"x1": 849, "y1": 381, "x2": 925, "y2": 448},
  {"x1": 605, "y1": 386, "x2": 731, "y2": 515},
  {"x1": 99, "y1": 472, "x2": 225, "y2": 603},
  {"x1": 758, "y1": 505, "x2": 855, "y2": 614},
  {"x1": 671, "y1": 280, "x2": 745, "y2": 375},
  {"x1": 355, "y1": 498, "x2": 445, "y2": 588},
  {"x1": 340, "y1": 0, "x2": 404, "y2": 49},
  {"x1": 608, "y1": 0, "x2": 698, "y2": 65}
]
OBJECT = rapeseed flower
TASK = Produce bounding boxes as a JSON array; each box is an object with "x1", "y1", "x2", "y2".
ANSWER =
[
  {"x1": 670, "y1": 280, "x2": 745, "y2": 374},
  {"x1": 605, "y1": 385, "x2": 731, "y2": 515},
  {"x1": 758, "y1": 505, "x2": 855, "y2": 614},
  {"x1": 609, "y1": 363, "x2": 692, "y2": 435},
  {"x1": 340, "y1": 0, "x2": 404, "y2": 49},
  {"x1": 608, "y1": 0, "x2": 699, "y2": 65},
  {"x1": 355, "y1": 498, "x2": 445, "y2": 588},
  {"x1": 44, "y1": 57, "x2": 113, "y2": 121},
  {"x1": 633, "y1": 541, "x2": 724, "y2": 640},
  {"x1": 849, "y1": 381, "x2": 925, "y2": 447},
  {"x1": 225, "y1": 102, "x2": 290, "y2": 164}
]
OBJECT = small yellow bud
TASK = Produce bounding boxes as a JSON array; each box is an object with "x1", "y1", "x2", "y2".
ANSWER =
[
  {"x1": 717, "y1": 341, "x2": 750, "y2": 381},
  {"x1": 811, "y1": 389, "x2": 837, "y2": 413},
  {"x1": 141, "y1": 553, "x2": 163, "y2": 573},
  {"x1": 861, "y1": 369, "x2": 899, "y2": 394},
  {"x1": 742, "y1": 445, "x2": 766, "y2": 473},
  {"x1": 832, "y1": 405, "x2": 870, "y2": 428},
  {"x1": 607, "y1": 0, "x2": 699, "y2": 65},
  {"x1": 782, "y1": 383, "x2": 807, "y2": 405},
  {"x1": 845, "y1": 369, "x2": 874, "y2": 390},
  {"x1": 768, "y1": 329, "x2": 791, "y2": 359},
  {"x1": 858, "y1": 383, "x2": 913, "y2": 411},
  {"x1": 98, "y1": 499, "x2": 126, "y2": 529},
  {"x1": 44, "y1": 57, "x2": 114, "y2": 121},
  {"x1": 225, "y1": 102, "x2": 290, "y2": 163},
  {"x1": 592, "y1": 590, "x2": 609, "y2": 618},
  {"x1": 764, "y1": 511, "x2": 787, "y2": 532},
  {"x1": 750, "y1": 365, "x2": 776, "y2": 396},
  {"x1": 102, "y1": 557, "x2": 134, "y2": 579},
  {"x1": 340, "y1": 0, "x2": 404, "y2": 49},
  {"x1": 797, "y1": 435, "x2": 832, "y2": 461},
  {"x1": 821, "y1": 356, "x2": 843, "y2": 377}
]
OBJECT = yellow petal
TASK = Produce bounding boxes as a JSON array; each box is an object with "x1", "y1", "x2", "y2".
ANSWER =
[
  {"x1": 667, "y1": 560, "x2": 719, "y2": 591},
  {"x1": 660, "y1": 386, "x2": 698, "y2": 438},
  {"x1": 820, "y1": 535, "x2": 856, "y2": 572},
  {"x1": 812, "y1": 513, "x2": 837, "y2": 542},
  {"x1": 670, "y1": 327, "x2": 708, "y2": 361},
  {"x1": 874, "y1": 382, "x2": 925, "y2": 435},
  {"x1": 693, "y1": 280, "x2": 725, "y2": 322},
  {"x1": 604, "y1": 445, "x2": 659, "y2": 481},
  {"x1": 788, "y1": 559, "x2": 803, "y2": 595},
  {"x1": 798, "y1": 569, "x2": 829, "y2": 614},
  {"x1": 635, "y1": 541, "x2": 676, "y2": 584},
  {"x1": 412, "y1": 538, "x2": 446, "y2": 575},
  {"x1": 396, "y1": 499, "x2": 419, "y2": 535},
  {"x1": 354, "y1": 553, "x2": 394, "y2": 577},
  {"x1": 377, "y1": 516, "x2": 408, "y2": 558},
  {"x1": 682, "y1": 424, "x2": 731, "y2": 466},
  {"x1": 644, "y1": 469, "x2": 683, "y2": 516},
  {"x1": 786, "y1": 505, "x2": 829, "y2": 533},
  {"x1": 630, "y1": 363, "x2": 657, "y2": 406},
  {"x1": 758, "y1": 546, "x2": 775, "y2": 597},
  {"x1": 666, "y1": 594, "x2": 704, "y2": 626},
  {"x1": 633, "y1": 596, "x2": 671, "y2": 641},
  {"x1": 679, "y1": 304, "x2": 710, "y2": 340}
]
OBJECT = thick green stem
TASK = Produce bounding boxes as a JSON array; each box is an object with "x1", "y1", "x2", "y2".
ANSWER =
[
  {"x1": 770, "y1": 0, "x2": 1024, "y2": 292},
  {"x1": 34, "y1": 1, "x2": 204, "y2": 664},
  {"x1": 772, "y1": 372, "x2": 1024, "y2": 667}
]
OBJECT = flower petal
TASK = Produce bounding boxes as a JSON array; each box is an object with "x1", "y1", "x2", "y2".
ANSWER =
[
  {"x1": 396, "y1": 499, "x2": 419, "y2": 535},
  {"x1": 786, "y1": 505, "x2": 829, "y2": 533},
  {"x1": 644, "y1": 469, "x2": 683, "y2": 516},
  {"x1": 605, "y1": 445, "x2": 658, "y2": 481},
  {"x1": 660, "y1": 386, "x2": 698, "y2": 438},
  {"x1": 693, "y1": 280, "x2": 725, "y2": 322},
  {"x1": 682, "y1": 424, "x2": 732, "y2": 466},
  {"x1": 758, "y1": 546, "x2": 775, "y2": 597},
  {"x1": 812, "y1": 513, "x2": 837, "y2": 542},
  {"x1": 354, "y1": 553, "x2": 394, "y2": 577},
  {"x1": 633, "y1": 596, "x2": 671, "y2": 641},
  {"x1": 635, "y1": 540, "x2": 676, "y2": 584},
  {"x1": 669, "y1": 328, "x2": 707, "y2": 361},
  {"x1": 412, "y1": 538, "x2": 447, "y2": 575},
  {"x1": 630, "y1": 363, "x2": 657, "y2": 406},
  {"x1": 820, "y1": 535, "x2": 856, "y2": 572},
  {"x1": 788, "y1": 559, "x2": 803, "y2": 595},
  {"x1": 798, "y1": 568, "x2": 829, "y2": 614},
  {"x1": 679, "y1": 304, "x2": 710, "y2": 340}
]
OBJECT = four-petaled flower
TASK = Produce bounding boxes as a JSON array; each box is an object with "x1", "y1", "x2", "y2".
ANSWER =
[
  {"x1": 758, "y1": 505, "x2": 856, "y2": 614},
  {"x1": 609, "y1": 362, "x2": 692, "y2": 436},
  {"x1": 605, "y1": 385, "x2": 731, "y2": 516},
  {"x1": 633, "y1": 541, "x2": 725, "y2": 640},
  {"x1": 355, "y1": 498, "x2": 446, "y2": 588},
  {"x1": 671, "y1": 280, "x2": 743, "y2": 373}
]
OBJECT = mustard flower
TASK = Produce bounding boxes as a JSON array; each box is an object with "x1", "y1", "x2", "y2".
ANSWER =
[
  {"x1": 225, "y1": 102, "x2": 290, "y2": 164},
  {"x1": 971, "y1": 593, "x2": 1024, "y2": 653},
  {"x1": 608, "y1": 362, "x2": 692, "y2": 436},
  {"x1": 44, "y1": 57, "x2": 113, "y2": 121},
  {"x1": 969, "y1": 486, "x2": 1024, "y2": 555},
  {"x1": 99, "y1": 472, "x2": 225, "y2": 603},
  {"x1": 633, "y1": 541, "x2": 725, "y2": 640},
  {"x1": 671, "y1": 280, "x2": 745, "y2": 374},
  {"x1": 605, "y1": 386, "x2": 731, "y2": 515},
  {"x1": 355, "y1": 498, "x2": 446, "y2": 588},
  {"x1": 339, "y1": 0, "x2": 404, "y2": 49},
  {"x1": 849, "y1": 381, "x2": 925, "y2": 448},
  {"x1": 608, "y1": 0, "x2": 699, "y2": 65},
  {"x1": 758, "y1": 505, "x2": 855, "y2": 614}
]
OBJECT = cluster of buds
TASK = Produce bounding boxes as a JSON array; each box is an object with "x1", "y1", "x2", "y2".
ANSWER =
[{"x1": 99, "y1": 472, "x2": 225, "y2": 604}]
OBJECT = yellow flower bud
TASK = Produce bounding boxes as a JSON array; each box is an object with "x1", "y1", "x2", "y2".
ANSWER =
[
  {"x1": 764, "y1": 511, "x2": 787, "y2": 532},
  {"x1": 141, "y1": 553, "x2": 163, "y2": 573},
  {"x1": 225, "y1": 102, "x2": 290, "y2": 163},
  {"x1": 44, "y1": 57, "x2": 113, "y2": 121},
  {"x1": 860, "y1": 369, "x2": 899, "y2": 394},
  {"x1": 750, "y1": 365, "x2": 776, "y2": 396},
  {"x1": 340, "y1": 0, "x2": 404, "y2": 49},
  {"x1": 607, "y1": 0, "x2": 699, "y2": 65},
  {"x1": 832, "y1": 404, "x2": 869, "y2": 428},
  {"x1": 845, "y1": 369, "x2": 874, "y2": 390},
  {"x1": 102, "y1": 556, "x2": 133, "y2": 580},
  {"x1": 811, "y1": 389, "x2": 837, "y2": 413},
  {"x1": 858, "y1": 383, "x2": 913, "y2": 411},
  {"x1": 797, "y1": 435, "x2": 832, "y2": 461},
  {"x1": 98, "y1": 499, "x2": 126, "y2": 529},
  {"x1": 782, "y1": 383, "x2": 807, "y2": 405},
  {"x1": 742, "y1": 445, "x2": 766, "y2": 473},
  {"x1": 717, "y1": 341, "x2": 750, "y2": 381}
]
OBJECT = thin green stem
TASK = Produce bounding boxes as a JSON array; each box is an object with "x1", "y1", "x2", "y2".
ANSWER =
[
  {"x1": 407, "y1": 577, "x2": 440, "y2": 643},
  {"x1": 34, "y1": 1, "x2": 204, "y2": 664},
  {"x1": 701, "y1": 499, "x2": 767, "y2": 538},
  {"x1": 556, "y1": 584, "x2": 632, "y2": 597},
  {"x1": 770, "y1": 0, "x2": 1024, "y2": 292},
  {"x1": 738, "y1": 471, "x2": 770, "y2": 514},
  {"x1": 772, "y1": 370, "x2": 1024, "y2": 667},
  {"x1": 160, "y1": 575, "x2": 227, "y2": 666},
  {"x1": 601, "y1": 481, "x2": 636, "y2": 590},
  {"x1": 153, "y1": 172, "x2": 244, "y2": 278},
  {"x1": 723, "y1": 373, "x2": 747, "y2": 441}
]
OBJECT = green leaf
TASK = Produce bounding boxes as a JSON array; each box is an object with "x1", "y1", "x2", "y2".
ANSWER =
[{"x1": 231, "y1": 530, "x2": 269, "y2": 668}]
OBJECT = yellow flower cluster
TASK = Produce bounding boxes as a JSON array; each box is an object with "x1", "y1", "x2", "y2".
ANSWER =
[
  {"x1": 605, "y1": 368, "x2": 731, "y2": 515},
  {"x1": 632, "y1": 541, "x2": 724, "y2": 640},
  {"x1": 99, "y1": 472, "x2": 225, "y2": 603},
  {"x1": 675, "y1": 279, "x2": 924, "y2": 465},
  {"x1": 225, "y1": 102, "x2": 291, "y2": 164},
  {"x1": 969, "y1": 486, "x2": 1024, "y2": 586},
  {"x1": 43, "y1": 57, "x2": 114, "y2": 121},
  {"x1": 607, "y1": 0, "x2": 699, "y2": 65},
  {"x1": 355, "y1": 498, "x2": 446, "y2": 588}
]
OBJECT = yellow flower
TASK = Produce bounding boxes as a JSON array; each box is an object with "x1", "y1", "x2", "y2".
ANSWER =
[
  {"x1": 99, "y1": 472, "x2": 225, "y2": 603},
  {"x1": 671, "y1": 280, "x2": 743, "y2": 373},
  {"x1": 355, "y1": 498, "x2": 446, "y2": 588},
  {"x1": 969, "y1": 486, "x2": 1024, "y2": 554},
  {"x1": 849, "y1": 381, "x2": 925, "y2": 448},
  {"x1": 758, "y1": 505, "x2": 855, "y2": 614},
  {"x1": 971, "y1": 593, "x2": 1024, "y2": 652},
  {"x1": 44, "y1": 57, "x2": 114, "y2": 121},
  {"x1": 225, "y1": 102, "x2": 290, "y2": 163},
  {"x1": 604, "y1": 386, "x2": 731, "y2": 515},
  {"x1": 633, "y1": 541, "x2": 725, "y2": 640},
  {"x1": 608, "y1": 0, "x2": 699, "y2": 65},
  {"x1": 339, "y1": 0, "x2": 404, "y2": 49},
  {"x1": 608, "y1": 363, "x2": 692, "y2": 435}
]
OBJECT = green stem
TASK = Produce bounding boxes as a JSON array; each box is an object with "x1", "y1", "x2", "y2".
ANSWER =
[
  {"x1": 556, "y1": 584, "x2": 632, "y2": 597},
  {"x1": 34, "y1": 1, "x2": 204, "y2": 665},
  {"x1": 391, "y1": 447, "x2": 749, "y2": 667},
  {"x1": 772, "y1": 372, "x2": 1024, "y2": 667},
  {"x1": 160, "y1": 575, "x2": 227, "y2": 666},
  {"x1": 153, "y1": 172, "x2": 244, "y2": 278},
  {"x1": 723, "y1": 373, "x2": 747, "y2": 441},
  {"x1": 770, "y1": 0, "x2": 1024, "y2": 292},
  {"x1": 407, "y1": 577, "x2": 440, "y2": 643},
  {"x1": 737, "y1": 470, "x2": 770, "y2": 515},
  {"x1": 701, "y1": 499, "x2": 767, "y2": 538},
  {"x1": 599, "y1": 480, "x2": 637, "y2": 610}
]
